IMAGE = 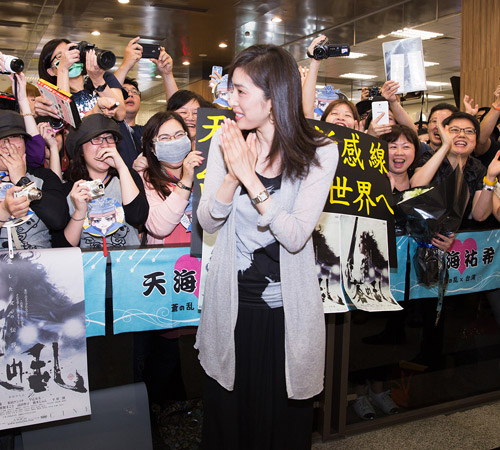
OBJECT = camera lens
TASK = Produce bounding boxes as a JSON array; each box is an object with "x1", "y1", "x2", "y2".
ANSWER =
[
  {"x1": 313, "y1": 46, "x2": 327, "y2": 60},
  {"x1": 49, "y1": 117, "x2": 65, "y2": 130},
  {"x1": 95, "y1": 50, "x2": 116, "y2": 70}
]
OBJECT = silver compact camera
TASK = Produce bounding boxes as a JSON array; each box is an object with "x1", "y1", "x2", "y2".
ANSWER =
[
  {"x1": 14, "y1": 181, "x2": 42, "y2": 202},
  {"x1": 81, "y1": 179, "x2": 105, "y2": 199}
]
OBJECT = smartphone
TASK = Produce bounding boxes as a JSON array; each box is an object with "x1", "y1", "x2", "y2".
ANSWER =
[
  {"x1": 140, "y1": 43, "x2": 161, "y2": 59},
  {"x1": 371, "y1": 100, "x2": 389, "y2": 125},
  {"x1": 211, "y1": 66, "x2": 223, "y2": 78}
]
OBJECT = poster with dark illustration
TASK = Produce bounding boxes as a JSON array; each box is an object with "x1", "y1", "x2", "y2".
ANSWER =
[
  {"x1": 0, "y1": 248, "x2": 90, "y2": 430},
  {"x1": 308, "y1": 119, "x2": 397, "y2": 267},
  {"x1": 313, "y1": 213, "x2": 348, "y2": 313},
  {"x1": 191, "y1": 108, "x2": 235, "y2": 257},
  {"x1": 340, "y1": 215, "x2": 401, "y2": 311}
]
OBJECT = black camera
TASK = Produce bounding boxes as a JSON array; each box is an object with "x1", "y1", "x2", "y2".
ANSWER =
[
  {"x1": 70, "y1": 41, "x2": 116, "y2": 71},
  {"x1": 311, "y1": 43, "x2": 350, "y2": 60},
  {"x1": 368, "y1": 87, "x2": 381, "y2": 99}
]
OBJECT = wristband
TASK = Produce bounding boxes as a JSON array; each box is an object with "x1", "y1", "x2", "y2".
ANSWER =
[
  {"x1": 483, "y1": 184, "x2": 496, "y2": 191},
  {"x1": 176, "y1": 181, "x2": 192, "y2": 191},
  {"x1": 21, "y1": 112, "x2": 34, "y2": 117},
  {"x1": 483, "y1": 176, "x2": 498, "y2": 186},
  {"x1": 71, "y1": 215, "x2": 86, "y2": 221},
  {"x1": 492, "y1": 103, "x2": 500, "y2": 112}
]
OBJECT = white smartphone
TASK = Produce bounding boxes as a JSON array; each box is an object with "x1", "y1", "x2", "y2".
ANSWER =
[{"x1": 371, "y1": 100, "x2": 389, "y2": 125}]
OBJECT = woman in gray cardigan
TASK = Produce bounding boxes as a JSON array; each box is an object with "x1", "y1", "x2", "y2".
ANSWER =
[{"x1": 196, "y1": 44, "x2": 338, "y2": 450}]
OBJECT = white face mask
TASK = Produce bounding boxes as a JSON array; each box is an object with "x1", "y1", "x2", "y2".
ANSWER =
[{"x1": 153, "y1": 135, "x2": 191, "y2": 163}]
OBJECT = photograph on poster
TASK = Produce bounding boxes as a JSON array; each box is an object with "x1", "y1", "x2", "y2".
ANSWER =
[
  {"x1": 313, "y1": 212, "x2": 349, "y2": 313},
  {"x1": 0, "y1": 248, "x2": 90, "y2": 430},
  {"x1": 340, "y1": 215, "x2": 401, "y2": 311}
]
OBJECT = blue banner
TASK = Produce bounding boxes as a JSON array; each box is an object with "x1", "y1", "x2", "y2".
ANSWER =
[
  {"x1": 82, "y1": 251, "x2": 107, "y2": 337},
  {"x1": 110, "y1": 247, "x2": 201, "y2": 334}
]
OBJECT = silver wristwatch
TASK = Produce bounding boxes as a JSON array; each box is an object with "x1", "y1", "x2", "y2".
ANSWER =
[{"x1": 251, "y1": 189, "x2": 270, "y2": 206}]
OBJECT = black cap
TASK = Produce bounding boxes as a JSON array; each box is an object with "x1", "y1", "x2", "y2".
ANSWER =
[
  {"x1": 0, "y1": 110, "x2": 32, "y2": 140},
  {"x1": 66, "y1": 114, "x2": 122, "y2": 159}
]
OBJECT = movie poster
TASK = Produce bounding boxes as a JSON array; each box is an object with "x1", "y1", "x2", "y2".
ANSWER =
[
  {"x1": 0, "y1": 248, "x2": 90, "y2": 430},
  {"x1": 313, "y1": 213, "x2": 349, "y2": 313},
  {"x1": 340, "y1": 215, "x2": 401, "y2": 311}
]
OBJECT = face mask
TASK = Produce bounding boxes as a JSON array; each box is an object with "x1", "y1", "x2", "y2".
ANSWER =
[
  {"x1": 68, "y1": 62, "x2": 84, "y2": 78},
  {"x1": 154, "y1": 135, "x2": 191, "y2": 163}
]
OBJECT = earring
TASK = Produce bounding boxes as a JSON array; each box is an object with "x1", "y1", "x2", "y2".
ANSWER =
[{"x1": 269, "y1": 108, "x2": 274, "y2": 125}]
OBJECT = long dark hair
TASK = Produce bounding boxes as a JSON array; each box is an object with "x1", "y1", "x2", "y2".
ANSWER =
[
  {"x1": 228, "y1": 44, "x2": 328, "y2": 180},
  {"x1": 142, "y1": 111, "x2": 190, "y2": 200},
  {"x1": 64, "y1": 144, "x2": 118, "y2": 183},
  {"x1": 38, "y1": 38, "x2": 71, "y2": 85}
]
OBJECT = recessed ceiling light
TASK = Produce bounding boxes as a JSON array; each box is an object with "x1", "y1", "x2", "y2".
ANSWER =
[
  {"x1": 377, "y1": 34, "x2": 386, "y2": 39},
  {"x1": 104, "y1": 17, "x2": 114, "y2": 22},
  {"x1": 219, "y1": 42, "x2": 228, "y2": 48},
  {"x1": 424, "y1": 61, "x2": 439, "y2": 67},
  {"x1": 390, "y1": 28, "x2": 443, "y2": 40},
  {"x1": 426, "y1": 81, "x2": 450, "y2": 87},
  {"x1": 156, "y1": 99, "x2": 167, "y2": 103},
  {"x1": 199, "y1": 53, "x2": 207, "y2": 57},
  {"x1": 91, "y1": 31, "x2": 101, "y2": 36},
  {"x1": 271, "y1": 17, "x2": 282, "y2": 23},
  {"x1": 339, "y1": 73, "x2": 377, "y2": 80},
  {"x1": 343, "y1": 52, "x2": 366, "y2": 59},
  {"x1": 427, "y1": 95, "x2": 445, "y2": 99},
  {"x1": 155, "y1": 75, "x2": 162, "y2": 79},
  {"x1": 118, "y1": 0, "x2": 129, "y2": 3},
  {"x1": 182, "y1": 61, "x2": 190, "y2": 66}
]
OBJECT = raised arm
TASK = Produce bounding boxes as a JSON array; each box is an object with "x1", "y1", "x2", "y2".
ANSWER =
[
  {"x1": 302, "y1": 35, "x2": 326, "y2": 119},
  {"x1": 475, "y1": 85, "x2": 500, "y2": 156},
  {"x1": 380, "y1": 80, "x2": 416, "y2": 130},
  {"x1": 153, "y1": 47, "x2": 178, "y2": 102},
  {"x1": 114, "y1": 37, "x2": 142, "y2": 85}
]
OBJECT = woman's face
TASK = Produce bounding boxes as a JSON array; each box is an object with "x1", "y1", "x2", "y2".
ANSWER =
[
  {"x1": 446, "y1": 118, "x2": 477, "y2": 157},
  {"x1": 82, "y1": 132, "x2": 116, "y2": 175},
  {"x1": 46, "y1": 42, "x2": 67, "y2": 78},
  {"x1": 388, "y1": 134, "x2": 415, "y2": 176},
  {"x1": 0, "y1": 135, "x2": 26, "y2": 171},
  {"x1": 228, "y1": 67, "x2": 272, "y2": 131},
  {"x1": 175, "y1": 100, "x2": 200, "y2": 139},
  {"x1": 155, "y1": 118, "x2": 188, "y2": 170},
  {"x1": 326, "y1": 103, "x2": 356, "y2": 129}
]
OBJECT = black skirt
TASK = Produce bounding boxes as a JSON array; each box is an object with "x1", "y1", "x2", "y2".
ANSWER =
[{"x1": 202, "y1": 298, "x2": 313, "y2": 450}]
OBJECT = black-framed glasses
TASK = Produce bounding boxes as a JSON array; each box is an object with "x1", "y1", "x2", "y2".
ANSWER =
[
  {"x1": 90, "y1": 135, "x2": 118, "y2": 145},
  {"x1": 448, "y1": 126, "x2": 476, "y2": 136},
  {"x1": 154, "y1": 131, "x2": 187, "y2": 142},
  {"x1": 124, "y1": 88, "x2": 141, "y2": 97}
]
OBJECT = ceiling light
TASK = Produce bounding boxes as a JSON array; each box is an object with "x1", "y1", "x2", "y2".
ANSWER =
[
  {"x1": 426, "y1": 81, "x2": 450, "y2": 87},
  {"x1": 427, "y1": 95, "x2": 445, "y2": 99},
  {"x1": 91, "y1": 31, "x2": 101, "y2": 36},
  {"x1": 118, "y1": 0, "x2": 129, "y2": 3},
  {"x1": 424, "y1": 61, "x2": 439, "y2": 67},
  {"x1": 377, "y1": 34, "x2": 386, "y2": 39},
  {"x1": 155, "y1": 75, "x2": 162, "y2": 78},
  {"x1": 104, "y1": 17, "x2": 114, "y2": 22},
  {"x1": 199, "y1": 53, "x2": 207, "y2": 57},
  {"x1": 339, "y1": 73, "x2": 377, "y2": 80},
  {"x1": 219, "y1": 42, "x2": 228, "y2": 48},
  {"x1": 156, "y1": 99, "x2": 167, "y2": 103},
  {"x1": 389, "y1": 28, "x2": 443, "y2": 40},
  {"x1": 271, "y1": 17, "x2": 282, "y2": 23},
  {"x1": 182, "y1": 61, "x2": 190, "y2": 66},
  {"x1": 343, "y1": 52, "x2": 366, "y2": 59}
]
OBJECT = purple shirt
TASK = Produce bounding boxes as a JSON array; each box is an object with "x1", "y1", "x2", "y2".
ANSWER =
[{"x1": 26, "y1": 134, "x2": 46, "y2": 168}]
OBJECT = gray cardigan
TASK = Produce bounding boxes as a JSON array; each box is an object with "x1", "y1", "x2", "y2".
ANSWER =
[{"x1": 195, "y1": 130, "x2": 338, "y2": 400}]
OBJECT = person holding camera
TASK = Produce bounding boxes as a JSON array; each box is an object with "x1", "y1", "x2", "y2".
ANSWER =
[
  {"x1": 52, "y1": 114, "x2": 148, "y2": 249},
  {"x1": 0, "y1": 108, "x2": 69, "y2": 250}
]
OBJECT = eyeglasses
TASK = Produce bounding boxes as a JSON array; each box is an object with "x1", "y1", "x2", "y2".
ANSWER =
[
  {"x1": 90, "y1": 135, "x2": 118, "y2": 145},
  {"x1": 448, "y1": 126, "x2": 476, "y2": 136},
  {"x1": 154, "y1": 131, "x2": 187, "y2": 142},
  {"x1": 124, "y1": 88, "x2": 141, "y2": 97},
  {"x1": 0, "y1": 135, "x2": 24, "y2": 145}
]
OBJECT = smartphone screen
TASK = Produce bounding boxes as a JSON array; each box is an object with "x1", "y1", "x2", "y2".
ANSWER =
[{"x1": 372, "y1": 100, "x2": 389, "y2": 125}]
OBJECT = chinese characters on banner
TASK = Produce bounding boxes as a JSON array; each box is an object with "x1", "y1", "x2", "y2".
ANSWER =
[
  {"x1": 191, "y1": 108, "x2": 235, "y2": 257},
  {"x1": 0, "y1": 248, "x2": 90, "y2": 431},
  {"x1": 110, "y1": 247, "x2": 201, "y2": 333}
]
